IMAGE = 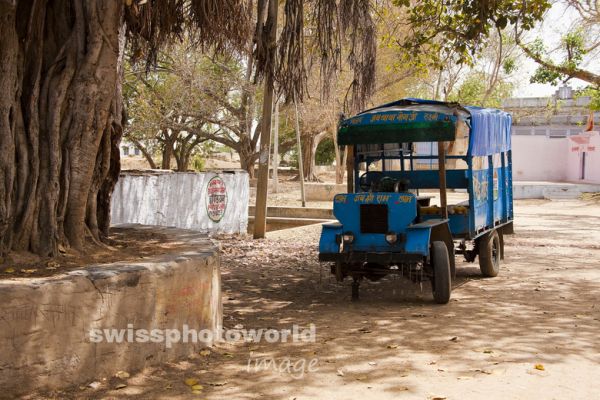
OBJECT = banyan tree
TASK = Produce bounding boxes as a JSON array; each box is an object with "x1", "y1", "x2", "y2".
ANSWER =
[{"x1": 0, "y1": 0, "x2": 376, "y2": 257}]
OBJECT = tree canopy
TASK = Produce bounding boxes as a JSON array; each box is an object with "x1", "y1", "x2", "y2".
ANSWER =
[
  {"x1": 524, "y1": 1, "x2": 600, "y2": 88},
  {"x1": 393, "y1": 0, "x2": 550, "y2": 68}
]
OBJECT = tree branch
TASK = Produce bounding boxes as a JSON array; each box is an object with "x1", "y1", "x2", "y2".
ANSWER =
[{"x1": 519, "y1": 41, "x2": 600, "y2": 86}]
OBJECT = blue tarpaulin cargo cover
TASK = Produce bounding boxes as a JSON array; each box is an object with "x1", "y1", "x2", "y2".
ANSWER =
[{"x1": 464, "y1": 106, "x2": 512, "y2": 156}]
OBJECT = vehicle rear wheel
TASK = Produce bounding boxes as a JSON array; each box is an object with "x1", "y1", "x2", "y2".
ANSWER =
[
  {"x1": 431, "y1": 241, "x2": 451, "y2": 304},
  {"x1": 478, "y1": 230, "x2": 500, "y2": 277}
]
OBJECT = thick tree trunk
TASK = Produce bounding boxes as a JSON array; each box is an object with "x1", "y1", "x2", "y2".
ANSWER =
[
  {"x1": 174, "y1": 135, "x2": 205, "y2": 172},
  {"x1": 300, "y1": 134, "x2": 322, "y2": 182},
  {"x1": 162, "y1": 145, "x2": 173, "y2": 170},
  {"x1": 174, "y1": 150, "x2": 191, "y2": 172},
  {"x1": 96, "y1": 25, "x2": 126, "y2": 240},
  {"x1": 238, "y1": 138, "x2": 257, "y2": 179},
  {"x1": 0, "y1": 2, "x2": 19, "y2": 256},
  {"x1": 310, "y1": 130, "x2": 329, "y2": 178},
  {"x1": 239, "y1": 152, "x2": 256, "y2": 179},
  {"x1": 333, "y1": 125, "x2": 347, "y2": 185},
  {"x1": 335, "y1": 146, "x2": 348, "y2": 184},
  {"x1": 161, "y1": 133, "x2": 175, "y2": 170},
  {"x1": 130, "y1": 139, "x2": 157, "y2": 169},
  {"x1": 0, "y1": 0, "x2": 124, "y2": 257}
]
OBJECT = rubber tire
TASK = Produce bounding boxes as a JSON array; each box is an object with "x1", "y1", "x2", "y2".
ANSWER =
[
  {"x1": 478, "y1": 230, "x2": 500, "y2": 277},
  {"x1": 431, "y1": 241, "x2": 451, "y2": 304}
]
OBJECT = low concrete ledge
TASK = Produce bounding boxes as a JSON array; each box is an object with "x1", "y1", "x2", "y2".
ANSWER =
[
  {"x1": 0, "y1": 224, "x2": 221, "y2": 395},
  {"x1": 247, "y1": 216, "x2": 333, "y2": 233},
  {"x1": 514, "y1": 181, "x2": 600, "y2": 199},
  {"x1": 305, "y1": 183, "x2": 347, "y2": 201},
  {"x1": 248, "y1": 206, "x2": 334, "y2": 219}
]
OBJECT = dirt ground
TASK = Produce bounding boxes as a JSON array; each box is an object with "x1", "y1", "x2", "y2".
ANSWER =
[
  {"x1": 25, "y1": 196, "x2": 600, "y2": 400},
  {"x1": 0, "y1": 227, "x2": 199, "y2": 279}
]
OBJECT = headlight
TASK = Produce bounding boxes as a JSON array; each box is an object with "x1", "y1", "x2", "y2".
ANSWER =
[
  {"x1": 385, "y1": 232, "x2": 398, "y2": 244},
  {"x1": 342, "y1": 232, "x2": 354, "y2": 244}
]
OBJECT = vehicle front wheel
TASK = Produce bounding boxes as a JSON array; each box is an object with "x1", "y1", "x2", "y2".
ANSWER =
[
  {"x1": 431, "y1": 241, "x2": 451, "y2": 304},
  {"x1": 478, "y1": 230, "x2": 500, "y2": 277}
]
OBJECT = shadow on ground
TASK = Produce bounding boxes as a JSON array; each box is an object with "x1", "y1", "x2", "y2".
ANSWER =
[{"x1": 26, "y1": 200, "x2": 600, "y2": 399}]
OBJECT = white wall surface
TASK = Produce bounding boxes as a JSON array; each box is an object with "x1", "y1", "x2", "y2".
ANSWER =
[
  {"x1": 111, "y1": 170, "x2": 249, "y2": 234},
  {"x1": 512, "y1": 134, "x2": 600, "y2": 183},
  {"x1": 512, "y1": 136, "x2": 568, "y2": 181}
]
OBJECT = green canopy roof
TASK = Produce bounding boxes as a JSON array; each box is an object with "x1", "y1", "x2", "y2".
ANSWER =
[{"x1": 338, "y1": 100, "x2": 463, "y2": 145}]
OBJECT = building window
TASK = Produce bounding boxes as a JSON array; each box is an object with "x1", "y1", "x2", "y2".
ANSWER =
[
  {"x1": 122, "y1": 146, "x2": 129, "y2": 156},
  {"x1": 134, "y1": 147, "x2": 141, "y2": 156}
]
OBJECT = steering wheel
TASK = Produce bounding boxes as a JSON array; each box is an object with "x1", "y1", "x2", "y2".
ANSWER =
[{"x1": 358, "y1": 171, "x2": 383, "y2": 191}]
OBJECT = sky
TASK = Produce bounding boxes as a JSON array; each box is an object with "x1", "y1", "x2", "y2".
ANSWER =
[{"x1": 513, "y1": 2, "x2": 598, "y2": 98}]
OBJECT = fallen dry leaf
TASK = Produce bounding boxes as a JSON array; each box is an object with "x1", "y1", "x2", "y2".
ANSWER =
[
  {"x1": 534, "y1": 364, "x2": 545, "y2": 371},
  {"x1": 473, "y1": 369, "x2": 492, "y2": 375},
  {"x1": 20, "y1": 269, "x2": 36, "y2": 274},
  {"x1": 115, "y1": 371, "x2": 130, "y2": 379},
  {"x1": 47, "y1": 261, "x2": 59, "y2": 270},
  {"x1": 184, "y1": 378, "x2": 199, "y2": 386}
]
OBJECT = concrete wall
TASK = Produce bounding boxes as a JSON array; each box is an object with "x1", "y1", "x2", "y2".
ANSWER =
[
  {"x1": 512, "y1": 136, "x2": 568, "y2": 181},
  {"x1": 305, "y1": 183, "x2": 347, "y2": 201},
  {"x1": 514, "y1": 182, "x2": 600, "y2": 199},
  {"x1": 512, "y1": 135, "x2": 600, "y2": 184},
  {"x1": 248, "y1": 206, "x2": 334, "y2": 219},
  {"x1": 0, "y1": 226, "x2": 221, "y2": 395},
  {"x1": 111, "y1": 170, "x2": 249, "y2": 234},
  {"x1": 503, "y1": 96, "x2": 593, "y2": 109}
]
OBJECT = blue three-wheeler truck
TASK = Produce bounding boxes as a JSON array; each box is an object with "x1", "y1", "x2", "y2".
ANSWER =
[{"x1": 318, "y1": 98, "x2": 514, "y2": 304}]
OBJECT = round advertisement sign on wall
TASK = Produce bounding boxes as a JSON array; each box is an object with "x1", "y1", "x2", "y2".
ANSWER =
[{"x1": 206, "y1": 176, "x2": 228, "y2": 222}]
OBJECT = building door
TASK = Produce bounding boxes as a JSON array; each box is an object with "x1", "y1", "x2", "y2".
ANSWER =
[{"x1": 580, "y1": 152, "x2": 586, "y2": 180}]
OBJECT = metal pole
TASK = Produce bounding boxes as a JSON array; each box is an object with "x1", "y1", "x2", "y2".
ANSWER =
[
  {"x1": 253, "y1": 0, "x2": 277, "y2": 239},
  {"x1": 272, "y1": 101, "x2": 279, "y2": 193},
  {"x1": 438, "y1": 141, "x2": 448, "y2": 219},
  {"x1": 346, "y1": 145, "x2": 354, "y2": 193},
  {"x1": 294, "y1": 95, "x2": 306, "y2": 207}
]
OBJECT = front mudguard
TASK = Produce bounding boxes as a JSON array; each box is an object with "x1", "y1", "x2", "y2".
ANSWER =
[
  {"x1": 318, "y1": 222, "x2": 343, "y2": 255},
  {"x1": 406, "y1": 219, "x2": 455, "y2": 277}
]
